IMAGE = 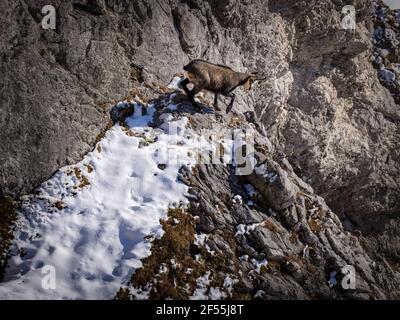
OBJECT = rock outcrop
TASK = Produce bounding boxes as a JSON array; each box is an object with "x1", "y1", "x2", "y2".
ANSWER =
[
  {"x1": 117, "y1": 93, "x2": 400, "y2": 300},
  {"x1": 264, "y1": 0, "x2": 400, "y2": 225}
]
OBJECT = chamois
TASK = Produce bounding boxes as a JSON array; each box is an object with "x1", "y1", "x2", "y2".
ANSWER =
[{"x1": 178, "y1": 59, "x2": 266, "y2": 113}]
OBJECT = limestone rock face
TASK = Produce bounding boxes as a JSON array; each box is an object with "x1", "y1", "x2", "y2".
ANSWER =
[
  {"x1": 262, "y1": 0, "x2": 400, "y2": 223},
  {"x1": 3, "y1": 0, "x2": 398, "y2": 222},
  {"x1": 118, "y1": 96, "x2": 400, "y2": 300},
  {"x1": 248, "y1": 160, "x2": 299, "y2": 211}
]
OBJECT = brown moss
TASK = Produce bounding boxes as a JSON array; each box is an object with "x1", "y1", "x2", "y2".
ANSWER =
[
  {"x1": 74, "y1": 167, "x2": 90, "y2": 188},
  {"x1": 187, "y1": 117, "x2": 195, "y2": 126},
  {"x1": 117, "y1": 205, "x2": 246, "y2": 300},
  {"x1": 265, "y1": 260, "x2": 281, "y2": 273},
  {"x1": 121, "y1": 127, "x2": 154, "y2": 146},
  {"x1": 115, "y1": 287, "x2": 131, "y2": 300},
  {"x1": 308, "y1": 217, "x2": 322, "y2": 234},
  {"x1": 306, "y1": 263, "x2": 317, "y2": 274},
  {"x1": 158, "y1": 85, "x2": 170, "y2": 94},
  {"x1": 94, "y1": 121, "x2": 113, "y2": 145},
  {"x1": 229, "y1": 280, "x2": 251, "y2": 299},
  {"x1": 220, "y1": 229, "x2": 237, "y2": 248},
  {"x1": 126, "y1": 208, "x2": 206, "y2": 299},
  {"x1": 53, "y1": 200, "x2": 65, "y2": 210},
  {"x1": 74, "y1": 167, "x2": 82, "y2": 180},
  {"x1": 130, "y1": 66, "x2": 144, "y2": 83},
  {"x1": 122, "y1": 126, "x2": 136, "y2": 137},
  {"x1": 126, "y1": 88, "x2": 152, "y2": 103},
  {"x1": 0, "y1": 196, "x2": 17, "y2": 279},
  {"x1": 95, "y1": 100, "x2": 110, "y2": 113},
  {"x1": 289, "y1": 232, "x2": 298, "y2": 244},
  {"x1": 228, "y1": 116, "x2": 244, "y2": 127},
  {"x1": 204, "y1": 251, "x2": 231, "y2": 274},
  {"x1": 79, "y1": 175, "x2": 90, "y2": 188},
  {"x1": 263, "y1": 219, "x2": 280, "y2": 234},
  {"x1": 85, "y1": 164, "x2": 94, "y2": 173},
  {"x1": 259, "y1": 265, "x2": 268, "y2": 275},
  {"x1": 304, "y1": 198, "x2": 314, "y2": 211}
]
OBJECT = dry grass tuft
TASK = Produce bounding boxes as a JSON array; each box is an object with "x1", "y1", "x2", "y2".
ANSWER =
[
  {"x1": 263, "y1": 219, "x2": 280, "y2": 234},
  {"x1": 308, "y1": 217, "x2": 322, "y2": 234},
  {"x1": 53, "y1": 200, "x2": 65, "y2": 210},
  {"x1": 74, "y1": 167, "x2": 90, "y2": 188},
  {"x1": 116, "y1": 206, "x2": 251, "y2": 300},
  {"x1": 85, "y1": 164, "x2": 94, "y2": 173},
  {"x1": 120, "y1": 208, "x2": 205, "y2": 299},
  {"x1": 94, "y1": 121, "x2": 113, "y2": 145}
]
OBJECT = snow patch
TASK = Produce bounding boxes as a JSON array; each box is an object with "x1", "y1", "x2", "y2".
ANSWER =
[
  {"x1": 235, "y1": 223, "x2": 264, "y2": 237},
  {"x1": 0, "y1": 102, "x2": 201, "y2": 299},
  {"x1": 223, "y1": 276, "x2": 239, "y2": 295},
  {"x1": 251, "y1": 258, "x2": 268, "y2": 273},
  {"x1": 191, "y1": 272, "x2": 211, "y2": 300},
  {"x1": 232, "y1": 195, "x2": 243, "y2": 205}
]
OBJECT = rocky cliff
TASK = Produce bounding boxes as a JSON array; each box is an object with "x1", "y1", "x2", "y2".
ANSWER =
[{"x1": 0, "y1": 0, "x2": 399, "y2": 299}]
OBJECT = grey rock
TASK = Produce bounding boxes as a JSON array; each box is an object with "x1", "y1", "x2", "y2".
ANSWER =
[{"x1": 248, "y1": 161, "x2": 299, "y2": 211}]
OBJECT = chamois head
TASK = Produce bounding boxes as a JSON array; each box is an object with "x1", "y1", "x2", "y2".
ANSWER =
[{"x1": 243, "y1": 72, "x2": 267, "y2": 91}]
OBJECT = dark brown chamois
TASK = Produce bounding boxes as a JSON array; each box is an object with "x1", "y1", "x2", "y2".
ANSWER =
[{"x1": 179, "y1": 59, "x2": 266, "y2": 113}]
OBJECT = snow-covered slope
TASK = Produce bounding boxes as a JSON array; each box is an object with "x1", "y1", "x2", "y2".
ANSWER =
[{"x1": 0, "y1": 102, "x2": 200, "y2": 299}]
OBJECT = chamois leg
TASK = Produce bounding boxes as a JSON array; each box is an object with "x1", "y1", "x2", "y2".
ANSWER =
[
  {"x1": 213, "y1": 93, "x2": 221, "y2": 111},
  {"x1": 226, "y1": 93, "x2": 236, "y2": 114},
  {"x1": 180, "y1": 78, "x2": 191, "y2": 96},
  {"x1": 189, "y1": 86, "x2": 203, "y2": 112},
  {"x1": 181, "y1": 78, "x2": 202, "y2": 112}
]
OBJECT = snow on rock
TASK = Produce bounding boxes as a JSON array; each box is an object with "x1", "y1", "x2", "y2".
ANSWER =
[
  {"x1": 232, "y1": 195, "x2": 243, "y2": 205},
  {"x1": 194, "y1": 233, "x2": 208, "y2": 246},
  {"x1": 251, "y1": 258, "x2": 268, "y2": 274},
  {"x1": 191, "y1": 272, "x2": 211, "y2": 300},
  {"x1": 235, "y1": 223, "x2": 264, "y2": 236},
  {"x1": 167, "y1": 76, "x2": 183, "y2": 91},
  {"x1": 190, "y1": 271, "x2": 227, "y2": 300},
  {"x1": 223, "y1": 276, "x2": 239, "y2": 295},
  {"x1": 208, "y1": 287, "x2": 226, "y2": 300},
  {"x1": 379, "y1": 67, "x2": 396, "y2": 83},
  {"x1": 254, "y1": 290, "x2": 265, "y2": 299},
  {"x1": 0, "y1": 102, "x2": 200, "y2": 299}
]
